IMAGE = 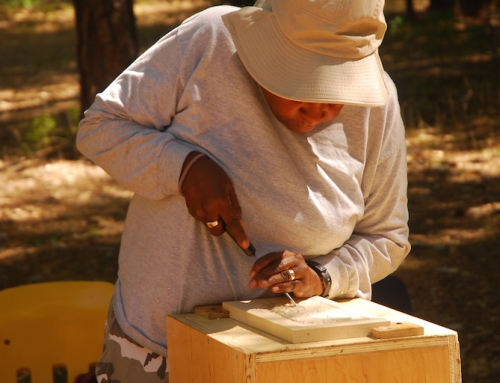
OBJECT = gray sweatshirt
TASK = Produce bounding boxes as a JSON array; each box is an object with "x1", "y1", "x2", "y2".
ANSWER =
[{"x1": 76, "y1": 5, "x2": 410, "y2": 356}]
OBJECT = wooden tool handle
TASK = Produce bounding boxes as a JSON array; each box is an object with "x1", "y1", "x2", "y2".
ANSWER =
[
  {"x1": 194, "y1": 305, "x2": 230, "y2": 319},
  {"x1": 371, "y1": 321, "x2": 424, "y2": 339}
]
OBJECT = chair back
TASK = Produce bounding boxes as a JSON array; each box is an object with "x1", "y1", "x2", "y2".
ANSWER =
[{"x1": 0, "y1": 281, "x2": 114, "y2": 383}]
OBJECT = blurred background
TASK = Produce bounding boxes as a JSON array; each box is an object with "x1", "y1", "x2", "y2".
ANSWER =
[{"x1": 0, "y1": 0, "x2": 499, "y2": 381}]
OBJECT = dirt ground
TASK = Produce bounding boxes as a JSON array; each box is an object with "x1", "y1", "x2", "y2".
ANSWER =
[{"x1": 1, "y1": 2, "x2": 500, "y2": 382}]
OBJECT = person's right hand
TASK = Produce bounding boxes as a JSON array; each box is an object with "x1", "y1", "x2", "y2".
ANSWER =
[{"x1": 180, "y1": 151, "x2": 250, "y2": 251}]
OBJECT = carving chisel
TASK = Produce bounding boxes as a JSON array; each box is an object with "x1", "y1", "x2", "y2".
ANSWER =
[
  {"x1": 224, "y1": 223, "x2": 256, "y2": 258},
  {"x1": 225, "y1": 223, "x2": 296, "y2": 306},
  {"x1": 284, "y1": 292, "x2": 297, "y2": 306}
]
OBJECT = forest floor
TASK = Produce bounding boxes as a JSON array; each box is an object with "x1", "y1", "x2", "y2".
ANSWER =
[{"x1": 1, "y1": 2, "x2": 500, "y2": 382}]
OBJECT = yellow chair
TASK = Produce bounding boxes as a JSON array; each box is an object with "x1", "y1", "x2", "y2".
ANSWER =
[{"x1": 0, "y1": 281, "x2": 114, "y2": 383}]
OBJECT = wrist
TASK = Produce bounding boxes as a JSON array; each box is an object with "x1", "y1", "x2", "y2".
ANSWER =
[
  {"x1": 178, "y1": 151, "x2": 206, "y2": 195},
  {"x1": 306, "y1": 260, "x2": 332, "y2": 298}
]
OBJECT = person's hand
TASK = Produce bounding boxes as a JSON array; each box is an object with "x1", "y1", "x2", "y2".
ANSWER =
[
  {"x1": 181, "y1": 152, "x2": 250, "y2": 250},
  {"x1": 249, "y1": 250, "x2": 324, "y2": 298}
]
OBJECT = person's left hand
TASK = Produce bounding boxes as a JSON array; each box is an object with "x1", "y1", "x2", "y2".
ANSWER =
[{"x1": 249, "y1": 250, "x2": 324, "y2": 298}]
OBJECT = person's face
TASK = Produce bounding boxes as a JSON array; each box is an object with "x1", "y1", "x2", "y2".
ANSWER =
[{"x1": 261, "y1": 88, "x2": 344, "y2": 133}]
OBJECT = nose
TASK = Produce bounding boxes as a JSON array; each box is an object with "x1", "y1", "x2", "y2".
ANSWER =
[{"x1": 299, "y1": 103, "x2": 342, "y2": 126}]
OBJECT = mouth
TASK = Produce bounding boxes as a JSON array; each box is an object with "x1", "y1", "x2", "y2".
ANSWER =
[
  {"x1": 278, "y1": 116, "x2": 317, "y2": 133},
  {"x1": 290, "y1": 122, "x2": 317, "y2": 133}
]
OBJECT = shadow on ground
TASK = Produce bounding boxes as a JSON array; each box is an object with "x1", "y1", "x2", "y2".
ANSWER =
[{"x1": 1, "y1": 3, "x2": 500, "y2": 382}]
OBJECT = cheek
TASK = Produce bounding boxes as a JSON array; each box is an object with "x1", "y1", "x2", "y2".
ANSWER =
[
  {"x1": 272, "y1": 101, "x2": 301, "y2": 121},
  {"x1": 273, "y1": 109, "x2": 299, "y2": 128},
  {"x1": 328, "y1": 105, "x2": 344, "y2": 119}
]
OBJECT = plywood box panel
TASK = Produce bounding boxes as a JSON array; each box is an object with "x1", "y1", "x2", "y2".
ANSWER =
[
  {"x1": 255, "y1": 346, "x2": 450, "y2": 383},
  {"x1": 166, "y1": 318, "x2": 249, "y2": 382},
  {"x1": 167, "y1": 298, "x2": 461, "y2": 383}
]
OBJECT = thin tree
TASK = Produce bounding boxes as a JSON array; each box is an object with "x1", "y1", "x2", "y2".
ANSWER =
[
  {"x1": 459, "y1": 0, "x2": 490, "y2": 17},
  {"x1": 406, "y1": 0, "x2": 416, "y2": 19},
  {"x1": 428, "y1": 0, "x2": 455, "y2": 12},
  {"x1": 74, "y1": 0, "x2": 138, "y2": 117}
]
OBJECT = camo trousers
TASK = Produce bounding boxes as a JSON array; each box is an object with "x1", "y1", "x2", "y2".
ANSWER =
[{"x1": 95, "y1": 302, "x2": 169, "y2": 383}]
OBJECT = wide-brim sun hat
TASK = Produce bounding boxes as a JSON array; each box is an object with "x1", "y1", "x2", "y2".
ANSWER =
[{"x1": 222, "y1": 0, "x2": 389, "y2": 107}]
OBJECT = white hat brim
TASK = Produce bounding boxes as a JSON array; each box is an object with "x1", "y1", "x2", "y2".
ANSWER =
[{"x1": 224, "y1": 11, "x2": 389, "y2": 107}]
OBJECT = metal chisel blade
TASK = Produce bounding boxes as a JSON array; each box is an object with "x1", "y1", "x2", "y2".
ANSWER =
[
  {"x1": 284, "y1": 292, "x2": 297, "y2": 306},
  {"x1": 224, "y1": 224, "x2": 256, "y2": 258}
]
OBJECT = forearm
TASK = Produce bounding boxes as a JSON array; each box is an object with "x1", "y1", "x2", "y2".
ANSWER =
[
  {"x1": 311, "y1": 101, "x2": 410, "y2": 300},
  {"x1": 77, "y1": 97, "x2": 193, "y2": 200},
  {"x1": 314, "y1": 166, "x2": 410, "y2": 300},
  {"x1": 311, "y1": 229, "x2": 410, "y2": 300}
]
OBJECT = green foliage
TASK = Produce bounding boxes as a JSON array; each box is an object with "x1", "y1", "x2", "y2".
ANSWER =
[
  {"x1": 388, "y1": 15, "x2": 407, "y2": 37},
  {"x1": 22, "y1": 112, "x2": 56, "y2": 151},
  {"x1": 21, "y1": 107, "x2": 79, "y2": 155},
  {"x1": 0, "y1": 0, "x2": 71, "y2": 13},
  {"x1": 0, "y1": 0, "x2": 71, "y2": 7}
]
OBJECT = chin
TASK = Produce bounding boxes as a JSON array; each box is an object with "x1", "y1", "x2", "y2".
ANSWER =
[{"x1": 286, "y1": 124, "x2": 316, "y2": 134}]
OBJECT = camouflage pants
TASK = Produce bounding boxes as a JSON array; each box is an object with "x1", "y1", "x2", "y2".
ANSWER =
[{"x1": 95, "y1": 303, "x2": 169, "y2": 383}]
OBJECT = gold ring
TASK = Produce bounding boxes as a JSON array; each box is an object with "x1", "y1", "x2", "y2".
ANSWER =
[
  {"x1": 281, "y1": 269, "x2": 295, "y2": 282},
  {"x1": 206, "y1": 220, "x2": 219, "y2": 229}
]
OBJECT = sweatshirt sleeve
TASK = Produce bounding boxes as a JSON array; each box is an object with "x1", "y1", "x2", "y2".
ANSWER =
[
  {"x1": 76, "y1": 27, "x2": 194, "y2": 200},
  {"x1": 313, "y1": 76, "x2": 410, "y2": 300}
]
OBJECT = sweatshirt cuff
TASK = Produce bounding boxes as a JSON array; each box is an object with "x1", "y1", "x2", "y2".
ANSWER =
[
  {"x1": 158, "y1": 140, "x2": 197, "y2": 197},
  {"x1": 309, "y1": 252, "x2": 352, "y2": 300}
]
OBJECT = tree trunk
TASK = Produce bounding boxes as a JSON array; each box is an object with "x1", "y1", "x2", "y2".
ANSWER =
[
  {"x1": 74, "y1": 0, "x2": 138, "y2": 116},
  {"x1": 428, "y1": 0, "x2": 455, "y2": 12},
  {"x1": 406, "y1": 0, "x2": 416, "y2": 19},
  {"x1": 459, "y1": 0, "x2": 489, "y2": 17},
  {"x1": 214, "y1": 0, "x2": 255, "y2": 6}
]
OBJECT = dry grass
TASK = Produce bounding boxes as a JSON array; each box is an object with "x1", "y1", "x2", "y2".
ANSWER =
[{"x1": 1, "y1": 2, "x2": 500, "y2": 381}]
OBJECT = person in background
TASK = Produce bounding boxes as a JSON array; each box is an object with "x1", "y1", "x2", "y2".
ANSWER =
[{"x1": 76, "y1": 0, "x2": 411, "y2": 381}]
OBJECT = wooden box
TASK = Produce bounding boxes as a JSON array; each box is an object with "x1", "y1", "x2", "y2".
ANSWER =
[{"x1": 167, "y1": 298, "x2": 461, "y2": 383}]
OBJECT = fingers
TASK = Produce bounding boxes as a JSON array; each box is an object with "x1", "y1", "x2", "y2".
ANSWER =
[
  {"x1": 249, "y1": 250, "x2": 302, "y2": 288},
  {"x1": 181, "y1": 154, "x2": 249, "y2": 244},
  {"x1": 268, "y1": 268, "x2": 299, "y2": 293},
  {"x1": 250, "y1": 251, "x2": 297, "y2": 279},
  {"x1": 249, "y1": 251, "x2": 323, "y2": 298},
  {"x1": 205, "y1": 218, "x2": 225, "y2": 236},
  {"x1": 280, "y1": 269, "x2": 296, "y2": 283},
  {"x1": 223, "y1": 190, "x2": 249, "y2": 250}
]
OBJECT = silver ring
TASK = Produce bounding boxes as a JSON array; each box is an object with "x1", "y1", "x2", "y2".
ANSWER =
[
  {"x1": 281, "y1": 269, "x2": 295, "y2": 282},
  {"x1": 206, "y1": 220, "x2": 219, "y2": 229}
]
